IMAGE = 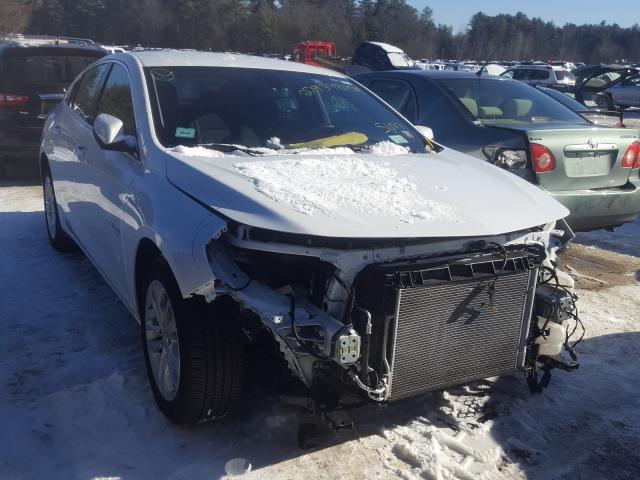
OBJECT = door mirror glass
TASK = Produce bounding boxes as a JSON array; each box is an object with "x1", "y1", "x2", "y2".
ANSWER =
[
  {"x1": 414, "y1": 125, "x2": 434, "y2": 141},
  {"x1": 94, "y1": 113, "x2": 138, "y2": 153}
]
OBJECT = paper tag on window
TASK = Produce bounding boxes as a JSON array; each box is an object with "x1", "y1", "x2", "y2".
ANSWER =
[
  {"x1": 389, "y1": 134, "x2": 408, "y2": 144},
  {"x1": 175, "y1": 127, "x2": 195, "y2": 138}
]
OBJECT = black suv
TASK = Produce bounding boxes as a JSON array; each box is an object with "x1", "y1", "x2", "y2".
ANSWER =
[{"x1": 0, "y1": 35, "x2": 106, "y2": 177}]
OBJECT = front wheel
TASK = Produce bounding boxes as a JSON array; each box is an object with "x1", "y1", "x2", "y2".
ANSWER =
[{"x1": 140, "y1": 258, "x2": 245, "y2": 424}]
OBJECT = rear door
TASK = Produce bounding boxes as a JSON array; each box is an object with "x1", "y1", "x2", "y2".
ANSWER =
[
  {"x1": 527, "y1": 126, "x2": 639, "y2": 191},
  {"x1": 611, "y1": 76, "x2": 640, "y2": 107}
]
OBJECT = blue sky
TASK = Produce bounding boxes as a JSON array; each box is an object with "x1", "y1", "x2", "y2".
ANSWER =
[{"x1": 407, "y1": 0, "x2": 637, "y2": 31}]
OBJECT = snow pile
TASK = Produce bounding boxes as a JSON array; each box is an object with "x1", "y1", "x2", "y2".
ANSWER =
[
  {"x1": 2, "y1": 184, "x2": 640, "y2": 480},
  {"x1": 171, "y1": 140, "x2": 415, "y2": 159},
  {"x1": 234, "y1": 156, "x2": 460, "y2": 221},
  {"x1": 171, "y1": 143, "x2": 356, "y2": 157},
  {"x1": 171, "y1": 145, "x2": 232, "y2": 158},
  {"x1": 364, "y1": 141, "x2": 410, "y2": 156}
]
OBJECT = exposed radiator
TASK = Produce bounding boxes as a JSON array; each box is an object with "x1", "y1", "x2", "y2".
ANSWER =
[{"x1": 354, "y1": 249, "x2": 539, "y2": 401}]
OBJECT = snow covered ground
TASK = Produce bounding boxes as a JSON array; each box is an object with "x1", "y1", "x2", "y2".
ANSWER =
[{"x1": 1, "y1": 181, "x2": 639, "y2": 480}]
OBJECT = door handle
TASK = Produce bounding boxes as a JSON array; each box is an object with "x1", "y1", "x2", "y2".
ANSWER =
[{"x1": 75, "y1": 145, "x2": 87, "y2": 159}]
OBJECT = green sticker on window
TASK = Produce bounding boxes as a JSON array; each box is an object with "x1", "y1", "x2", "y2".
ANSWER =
[
  {"x1": 175, "y1": 127, "x2": 195, "y2": 138},
  {"x1": 389, "y1": 134, "x2": 408, "y2": 144}
]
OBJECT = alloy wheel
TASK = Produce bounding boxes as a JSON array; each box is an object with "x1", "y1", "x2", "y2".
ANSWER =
[{"x1": 144, "y1": 280, "x2": 181, "y2": 401}]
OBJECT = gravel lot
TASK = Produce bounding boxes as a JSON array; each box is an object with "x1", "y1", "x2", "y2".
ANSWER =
[{"x1": 1, "y1": 179, "x2": 639, "y2": 480}]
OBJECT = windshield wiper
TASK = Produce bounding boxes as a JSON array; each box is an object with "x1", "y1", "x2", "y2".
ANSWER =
[{"x1": 197, "y1": 143, "x2": 264, "y2": 156}]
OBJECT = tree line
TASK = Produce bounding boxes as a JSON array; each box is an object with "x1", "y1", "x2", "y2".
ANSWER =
[{"x1": 1, "y1": 0, "x2": 638, "y2": 63}]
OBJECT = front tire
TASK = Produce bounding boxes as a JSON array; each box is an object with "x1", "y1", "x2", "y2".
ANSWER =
[
  {"x1": 42, "y1": 164, "x2": 76, "y2": 252},
  {"x1": 140, "y1": 258, "x2": 244, "y2": 424}
]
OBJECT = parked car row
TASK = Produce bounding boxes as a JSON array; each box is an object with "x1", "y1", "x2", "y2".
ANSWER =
[{"x1": 36, "y1": 48, "x2": 584, "y2": 425}]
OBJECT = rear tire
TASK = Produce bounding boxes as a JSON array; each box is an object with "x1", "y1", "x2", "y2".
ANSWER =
[
  {"x1": 42, "y1": 163, "x2": 76, "y2": 252},
  {"x1": 140, "y1": 257, "x2": 244, "y2": 424}
]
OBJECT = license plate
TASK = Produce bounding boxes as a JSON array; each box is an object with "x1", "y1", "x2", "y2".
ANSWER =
[
  {"x1": 40, "y1": 99, "x2": 59, "y2": 115},
  {"x1": 568, "y1": 154, "x2": 610, "y2": 176},
  {"x1": 37, "y1": 94, "x2": 64, "y2": 118}
]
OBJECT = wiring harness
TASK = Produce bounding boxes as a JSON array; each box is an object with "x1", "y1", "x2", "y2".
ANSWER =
[{"x1": 527, "y1": 263, "x2": 584, "y2": 393}]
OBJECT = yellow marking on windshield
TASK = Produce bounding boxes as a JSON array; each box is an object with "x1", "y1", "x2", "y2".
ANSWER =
[
  {"x1": 374, "y1": 122, "x2": 403, "y2": 134},
  {"x1": 289, "y1": 132, "x2": 368, "y2": 149}
]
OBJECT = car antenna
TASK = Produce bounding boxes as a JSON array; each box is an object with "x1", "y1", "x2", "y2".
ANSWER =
[{"x1": 476, "y1": 47, "x2": 499, "y2": 77}]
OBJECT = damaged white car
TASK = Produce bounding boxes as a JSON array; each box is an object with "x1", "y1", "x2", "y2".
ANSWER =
[{"x1": 40, "y1": 50, "x2": 582, "y2": 424}]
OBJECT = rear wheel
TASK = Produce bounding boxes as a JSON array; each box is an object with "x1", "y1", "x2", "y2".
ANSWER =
[
  {"x1": 140, "y1": 258, "x2": 244, "y2": 424},
  {"x1": 42, "y1": 163, "x2": 76, "y2": 252}
]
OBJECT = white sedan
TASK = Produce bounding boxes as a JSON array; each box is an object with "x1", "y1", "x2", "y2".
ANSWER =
[{"x1": 40, "y1": 50, "x2": 579, "y2": 424}]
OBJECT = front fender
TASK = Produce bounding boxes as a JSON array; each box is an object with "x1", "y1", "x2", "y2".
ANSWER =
[{"x1": 120, "y1": 173, "x2": 227, "y2": 315}]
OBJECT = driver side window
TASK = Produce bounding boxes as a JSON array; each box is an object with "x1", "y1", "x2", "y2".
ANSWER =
[
  {"x1": 72, "y1": 64, "x2": 109, "y2": 124},
  {"x1": 95, "y1": 64, "x2": 136, "y2": 136}
]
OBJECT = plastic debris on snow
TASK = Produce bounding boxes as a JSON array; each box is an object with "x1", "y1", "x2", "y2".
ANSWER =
[
  {"x1": 224, "y1": 458, "x2": 252, "y2": 477},
  {"x1": 234, "y1": 156, "x2": 461, "y2": 222}
]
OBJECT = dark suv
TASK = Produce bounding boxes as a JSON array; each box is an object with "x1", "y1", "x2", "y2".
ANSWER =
[{"x1": 0, "y1": 35, "x2": 106, "y2": 177}]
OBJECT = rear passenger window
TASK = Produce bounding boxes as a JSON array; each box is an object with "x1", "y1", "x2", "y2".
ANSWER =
[
  {"x1": 529, "y1": 70, "x2": 550, "y2": 80},
  {"x1": 96, "y1": 64, "x2": 136, "y2": 136},
  {"x1": 369, "y1": 80, "x2": 418, "y2": 122},
  {"x1": 72, "y1": 64, "x2": 108, "y2": 124}
]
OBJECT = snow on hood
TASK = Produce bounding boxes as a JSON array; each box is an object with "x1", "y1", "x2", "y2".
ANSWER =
[
  {"x1": 165, "y1": 146, "x2": 569, "y2": 239},
  {"x1": 234, "y1": 157, "x2": 460, "y2": 222},
  {"x1": 170, "y1": 141, "x2": 408, "y2": 158}
]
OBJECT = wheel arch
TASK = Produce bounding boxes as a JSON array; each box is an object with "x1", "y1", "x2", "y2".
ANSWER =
[{"x1": 134, "y1": 237, "x2": 165, "y2": 317}]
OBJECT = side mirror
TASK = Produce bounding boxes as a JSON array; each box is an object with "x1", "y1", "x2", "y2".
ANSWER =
[
  {"x1": 93, "y1": 113, "x2": 138, "y2": 154},
  {"x1": 414, "y1": 125, "x2": 434, "y2": 141}
]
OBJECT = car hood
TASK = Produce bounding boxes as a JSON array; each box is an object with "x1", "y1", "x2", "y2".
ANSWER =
[{"x1": 165, "y1": 147, "x2": 568, "y2": 239}]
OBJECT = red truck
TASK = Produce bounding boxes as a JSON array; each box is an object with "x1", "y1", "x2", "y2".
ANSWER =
[{"x1": 292, "y1": 41, "x2": 337, "y2": 67}]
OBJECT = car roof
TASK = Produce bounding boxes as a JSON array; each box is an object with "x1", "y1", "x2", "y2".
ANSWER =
[
  {"x1": 124, "y1": 49, "x2": 343, "y2": 76},
  {"x1": 354, "y1": 70, "x2": 511, "y2": 81},
  {"x1": 361, "y1": 41, "x2": 404, "y2": 53},
  {"x1": 0, "y1": 35, "x2": 105, "y2": 54}
]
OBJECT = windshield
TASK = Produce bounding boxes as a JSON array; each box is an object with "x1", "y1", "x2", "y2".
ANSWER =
[
  {"x1": 388, "y1": 52, "x2": 415, "y2": 68},
  {"x1": 436, "y1": 78, "x2": 586, "y2": 125},
  {"x1": 144, "y1": 67, "x2": 427, "y2": 152}
]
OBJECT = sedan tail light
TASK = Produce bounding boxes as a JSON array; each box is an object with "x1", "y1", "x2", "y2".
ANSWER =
[
  {"x1": 531, "y1": 143, "x2": 556, "y2": 173},
  {"x1": 621, "y1": 141, "x2": 640, "y2": 168},
  {"x1": 0, "y1": 93, "x2": 29, "y2": 106}
]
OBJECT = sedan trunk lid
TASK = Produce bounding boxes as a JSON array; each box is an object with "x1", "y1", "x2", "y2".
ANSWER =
[{"x1": 523, "y1": 125, "x2": 639, "y2": 191}]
